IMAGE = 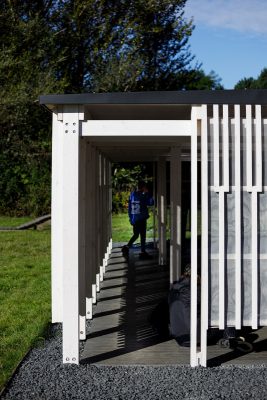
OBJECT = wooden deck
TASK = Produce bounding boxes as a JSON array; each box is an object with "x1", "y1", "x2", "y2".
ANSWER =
[{"x1": 81, "y1": 245, "x2": 267, "y2": 366}]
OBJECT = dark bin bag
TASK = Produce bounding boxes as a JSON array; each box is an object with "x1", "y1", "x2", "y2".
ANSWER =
[
  {"x1": 168, "y1": 277, "x2": 200, "y2": 347},
  {"x1": 148, "y1": 298, "x2": 170, "y2": 339}
]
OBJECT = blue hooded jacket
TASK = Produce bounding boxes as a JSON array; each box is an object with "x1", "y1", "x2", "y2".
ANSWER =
[{"x1": 128, "y1": 190, "x2": 154, "y2": 225}]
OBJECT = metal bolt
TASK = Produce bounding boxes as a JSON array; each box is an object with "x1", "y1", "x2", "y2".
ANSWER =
[
  {"x1": 73, "y1": 122, "x2": 76, "y2": 126},
  {"x1": 73, "y1": 130, "x2": 76, "y2": 133},
  {"x1": 65, "y1": 130, "x2": 68, "y2": 133},
  {"x1": 65, "y1": 122, "x2": 68, "y2": 126},
  {"x1": 72, "y1": 357, "x2": 76, "y2": 362},
  {"x1": 66, "y1": 357, "x2": 70, "y2": 361},
  {"x1": 80, "y1": 331, "x2": 83, "y2": 334}
]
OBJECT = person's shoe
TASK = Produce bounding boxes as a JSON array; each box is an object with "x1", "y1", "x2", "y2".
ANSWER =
[
  {"x1": 139, "y1": 251, "x2": 153, "y2": 260},
  {"x1": 122, "y1": 245, "x2": 129, "y2": 258}
]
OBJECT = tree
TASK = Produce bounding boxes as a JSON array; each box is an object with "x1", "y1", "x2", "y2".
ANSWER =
[
  {"x1": 0, "y1": 0, "x2": 223, "y2": 215},
  {"x1": 235, "y1": 68, "x2": 267, "y2": 89},
  {"x1": 92, "y1": 0, "x2": 194, "y2": 91},
  {"x1": 0, "y1": 1, "x2": 65, "y2": 215}
]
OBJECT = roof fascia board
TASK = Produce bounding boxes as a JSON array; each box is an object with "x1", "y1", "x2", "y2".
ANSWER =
[{"x1": 39, "y1": 90, "x2": 267, "y2": 108}]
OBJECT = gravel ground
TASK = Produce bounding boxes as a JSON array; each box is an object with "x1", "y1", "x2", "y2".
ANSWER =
[{"x1": 2, "y1": 323, "x2": 267, "y2": 400}]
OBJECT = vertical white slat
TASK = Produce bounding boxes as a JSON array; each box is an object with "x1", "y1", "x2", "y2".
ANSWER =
[
  {"x1": 100, "y1": 155, "x2": 105, "y2": 282},
  {"x1": 190, "y1": 107, "x2": 200, "y2": 367},
  {"x1": 51, "y1": 111, "x2": 63, "y2": 323},
  {"x1": 153, "y1": 162, "x2": 157, "y2": 249},
  {"x1": 246, "y1": 105, "x2": 253, "y2": 191},
  {"x1": 85, "y1": 142, "x2": 93, "y2": 320},
  {"x1": 108, "y1": 160, "x2": 113, "y2": 255},
  {"x1": 91, "y1": 146, "x2": 97, "y2": 304},
  {"x1": 104, "y1": 157, "x2": 109, "y2": 270},
  {"x1": 218, "y1": 190, "x2": 225, "y2": 330},
  {"x1": 255, "y1": 105, "x2": 262, "y2": 191},
  {"x1": 157, "y1": 157, "x2": 167, "y2": 265},
  {"x1": 62, "y1": 106, "x2": 80, "y2": 364},
  {"x1": 251, "y1": 189, "x2": 258, "y2": 329},
  {"x1": 96, "y1": 151, "x2": 101, "y2": 293},
  {"x1": 79, "y1": 137, "x2": 86, "y2": 340},
  {"x1": 223, "y1": 105, "x2": 230, "y2": 192},
  {"x1": 213, "y1": 105, "x2": 220, "y2": 190},
  {"x1": 200, "y1": 105, "x2": 208, "y2": 366},
  {"x1": 234, "y1": 104, "x2": 242, "y2": 330},
  {"x1": 170, "y1": 147, "x2": 181, "y2": 283}
]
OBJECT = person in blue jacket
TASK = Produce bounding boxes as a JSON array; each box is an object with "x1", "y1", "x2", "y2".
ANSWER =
[{"x1": 122, "y1": 181, "x2": 154, "y2": 259}]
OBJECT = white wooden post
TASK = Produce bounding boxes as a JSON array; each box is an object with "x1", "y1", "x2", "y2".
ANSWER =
[
  {"x1": 91, "y1": 146, "x2": 97, "y2": 304},
  {"x1": 200, "y1": 105, "x2": 208, "y2": 366},
  {"x1": 96, "y1": 151, "x2": 101, "y2": 293},
  {"x1": 99, "y1": 154, "x2": 104, "y2": 282},
  {"x1": 190, "y1": 107, "x2": 200, "y2": 367},
  {"x1": 51, "y1": 110, "x2": 64, "y2": 323},
  {"x1": 157, "y1": 157, "x2": 167, "y2": 265},
  {"x1": 79, "y1": 136, "x2": 86, "y2": 340},
  {"x1": 108, "y1": 160, "x2": 113, "y2": 253},
  {"x1": 85, "y1": 142, "x2": 93, "y2": 320},
  {"x1": 153, "y1": 162, "x2": 157, "y2": 249},
  {"x1": 234, "y1": 105, "x2": 242, "y2": 330},
  {"x1": 62, "y1": 105, "x2": 84, "y2": 364},
  {"x1": 104, "y1": 157, "x2": 110, "y2": 269},
  {"x1": 170, "y1": 147, "x2": 182, "y2": 283}
]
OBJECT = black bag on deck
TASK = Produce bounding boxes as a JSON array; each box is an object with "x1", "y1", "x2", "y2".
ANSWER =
[{"x1": 148, "y1": 297, "x2": 170, "y2": 338}]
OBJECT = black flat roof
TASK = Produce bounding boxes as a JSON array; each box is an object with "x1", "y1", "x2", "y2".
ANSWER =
[{"x1": 40, "y1": 90, "x2": 267, "y2": 106}]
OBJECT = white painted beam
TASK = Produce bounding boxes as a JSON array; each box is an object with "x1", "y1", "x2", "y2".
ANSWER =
[{"x1": 82, "y1": 120, "x2": 191, "y2": 137}]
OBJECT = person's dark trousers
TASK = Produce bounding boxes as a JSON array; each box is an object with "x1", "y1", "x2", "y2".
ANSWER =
[{"x1": 128, "y1": 219, "x2": 147, "y2": 252}]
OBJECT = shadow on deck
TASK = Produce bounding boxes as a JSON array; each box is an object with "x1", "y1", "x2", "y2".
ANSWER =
[{"x1": 81, "y1": 244, "x2": 267, "y2": 366}]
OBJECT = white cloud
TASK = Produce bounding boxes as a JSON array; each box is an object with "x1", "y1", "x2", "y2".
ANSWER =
[{"x1": 185, "y1": 0, "x2": 267, "y2": 35}]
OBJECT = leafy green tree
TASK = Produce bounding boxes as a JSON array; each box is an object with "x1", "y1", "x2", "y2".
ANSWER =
[
  {"x1": 235, "y1": 68, "x2": 267, "y2": 89},
  {"x1": 0, "y1": 0, "x2": 223, "y2": 216},
  {"x1": 0, "y1": 1, "x2": 64, "y2": 215}
]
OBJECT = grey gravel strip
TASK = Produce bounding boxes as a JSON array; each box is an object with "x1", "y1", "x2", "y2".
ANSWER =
[{"x1": 2, "y1": 323, "x2": 267, "y2": 400}]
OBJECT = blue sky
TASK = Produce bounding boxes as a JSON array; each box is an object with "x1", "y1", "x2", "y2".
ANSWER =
[{"x1": 184, "y1": 0, "x2": 267, "y2": 88}]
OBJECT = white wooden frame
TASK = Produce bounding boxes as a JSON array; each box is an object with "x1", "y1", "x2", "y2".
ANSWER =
[{"x1": 49, "y1": 99, "x2": 265, "y2": 368}]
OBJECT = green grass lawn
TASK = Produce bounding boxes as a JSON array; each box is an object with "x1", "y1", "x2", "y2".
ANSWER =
[
  {"x1": 0, "y1": 224, "x2": 51, "y2": 391},
  {"x1": 0, "y1": 216, "x2": 32, "y2": 228},
  {"x1": 112, "y1": 212, "x2": 156, "y2": 242}
]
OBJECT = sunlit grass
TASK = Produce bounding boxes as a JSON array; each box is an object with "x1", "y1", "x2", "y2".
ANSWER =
[
  {"x1": 112, "y1": 212, "x2": 156, "y2": 242},
  {"x1": 0, "y1": 226, "x2": 51, "y2": 390},
  {"x1": 0, "y1": 216, "x2": 32, "y2": 228}
]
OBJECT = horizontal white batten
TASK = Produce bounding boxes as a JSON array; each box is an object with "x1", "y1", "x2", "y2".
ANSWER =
[
  {"x1": 210, "y1": 254, "x2": 267, "y2": 260},
  {"x1": 209, "y1": 186, "x2": 267, "y2": 192},
  {"x1": 82, "y1": 120, "x2": 192, "y2": 137}
]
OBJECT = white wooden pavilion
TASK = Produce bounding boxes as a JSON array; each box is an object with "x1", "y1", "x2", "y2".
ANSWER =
[{"x1": 40, "y1": 90, "x2": 267, "y2": 367}]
